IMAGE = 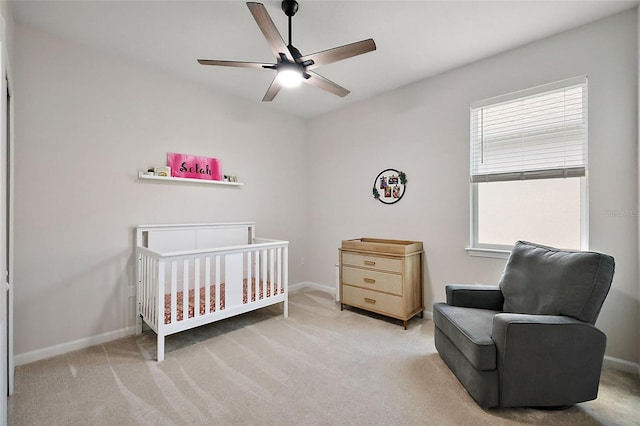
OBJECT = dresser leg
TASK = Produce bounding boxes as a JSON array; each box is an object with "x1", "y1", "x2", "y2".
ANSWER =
[
  {"x1": 340, "y1": 303, "x2": 344, "y2": 311},
  {"x1": 403, "y1": 320, "x2": 408, "y2": 330}
]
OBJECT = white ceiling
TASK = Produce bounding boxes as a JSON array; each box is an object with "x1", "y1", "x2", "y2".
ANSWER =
[{"x1": 11, "y1": 0, "x2": 639, "y2": 118}]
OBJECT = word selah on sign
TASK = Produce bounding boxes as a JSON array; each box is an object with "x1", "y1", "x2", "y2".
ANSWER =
[{"x1": 168, "y1": 152, "x2": 222, "y2": 181}]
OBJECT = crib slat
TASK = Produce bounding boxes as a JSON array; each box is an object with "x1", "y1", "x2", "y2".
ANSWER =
[
  {"x1": 270, "y1": 248, "x2": 275, "y2": 298},
  {"x1": 283, "y1": 245, "x2": 289, "y2": 317},
  {"x1": 142, "y1": 256, "x2": 148, "y2": 322},
  {"x1": 147, "y1": 256, "x2": 151, "y2": 323},
  {"x1": 148, "y1": 257, "x2": 154, "y2": 325},
  {"x1": 215, "y1": 255, "x2": 221, "y2": 311},
  {"x1": 277, "y1": 247, "x2": 282, "y2": 295},
  {"x1": 158, "y1": 260, "x2": 166, "y2": 328},
  {"x1": 147, "y1": 256, "x2": 153, "y2": 326},
  {"x1": 171, "y1": 260, "x2": 178, "y2": 324},
  {"x1": 254, "y1": 248, "x2": 260, "y2": 301},
  {"x1": 246, "y1": 251, "x2": 252, "y2": 303},
  {"x1": 141, "y1": 256, "x2": 147, "y2": 321},
  {"x1": 151, "y1": 257, "x2": 155, "y2": 326},
  {"x1": 194, "y1": 257, "x2": 201, "y2": 318},
  {"x1": 262, "y1": 249, "x2": 267, "y2": 300},
  {"x1": 183, "y1": 259, "x2": 189, "y2": 320},
  {"x1": 272, "y1": 248, "x2": 276, "y2": 295},
  {"x1": 205, "y1": 256, "x2": 211, "y2": 313},
  {"x1": 155, "y1": 257, "x2": 160, "y2": 326},
  {"x1": 157, "y1": 255, "x2": 165, "y2": 363},
  {"x1": 152, "y1": 257, "x2": 157, "y2": 326}
]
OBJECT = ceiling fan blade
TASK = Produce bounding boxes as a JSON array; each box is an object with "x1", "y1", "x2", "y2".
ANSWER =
[
  {"x1": 198, "y1": 59, "x2": 275, "y2": 69},
  {"x1": 300, "y1": 39, "x2": 376, "y2": 70},
  {"x1": 262, "y1": 76, "x2": 282, "y2": 102},
  {"x1": 304, "y1": 71, "x2": 350, "y2": 97},
  {"x1": 246, "y1": 2, "x2": 294, "y2": 62}
]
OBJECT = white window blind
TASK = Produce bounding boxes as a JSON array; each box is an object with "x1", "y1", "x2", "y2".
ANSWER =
[{"x1": 470, "y1": 76, "x2": 587, "y2": 183}]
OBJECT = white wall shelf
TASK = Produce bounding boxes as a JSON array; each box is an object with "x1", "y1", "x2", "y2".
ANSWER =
[{"x1": 137, "y1": 171, "x2": 243, "y2": 187}]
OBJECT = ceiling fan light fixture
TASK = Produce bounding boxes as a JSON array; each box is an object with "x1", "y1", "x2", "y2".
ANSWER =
[{"x1": 277, "y1": 66, "x2": 303, "y2": 88}]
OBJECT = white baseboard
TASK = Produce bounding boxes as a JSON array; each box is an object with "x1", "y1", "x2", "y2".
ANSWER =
[
  {"x1": 14, "y1": 326, "x2": 137, "y2": 366},
  {"x1": 289, "y1": 281, "x2": 336, "y2": 295},
  {"x1": 603, "y1": 355, "x2": 640, "y2": 375}
]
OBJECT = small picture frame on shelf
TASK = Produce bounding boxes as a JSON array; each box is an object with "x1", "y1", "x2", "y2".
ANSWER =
[{"x1": 154, "y1": 166, "x2": 171, "y2": 177}]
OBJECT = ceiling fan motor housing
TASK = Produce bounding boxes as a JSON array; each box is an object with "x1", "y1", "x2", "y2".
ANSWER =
[{"x1": 281, "y1": 1, "x2": 299, "y2": 17}]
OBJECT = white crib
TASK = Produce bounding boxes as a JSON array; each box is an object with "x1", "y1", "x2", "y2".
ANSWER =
[{"x1": 135, "y1": 222, "x2": 288, "y2": 361}]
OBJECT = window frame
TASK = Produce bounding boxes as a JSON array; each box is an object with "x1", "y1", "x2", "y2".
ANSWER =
[{"x1": 467, "y1": 77, "x2": 589, "y2": 258}]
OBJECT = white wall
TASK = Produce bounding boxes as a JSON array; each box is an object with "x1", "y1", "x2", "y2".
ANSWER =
[
  {"x1": 307, "y1": 10, "x2": 639, "y2": 365},
  {"x1": 13, "y1": 24, "x2": 309, "y2": 359}
]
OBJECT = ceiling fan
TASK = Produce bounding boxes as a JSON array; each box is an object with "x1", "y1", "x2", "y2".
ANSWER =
[{"x1": 198, "y1": 1, "x2": 376, "y2": 102}]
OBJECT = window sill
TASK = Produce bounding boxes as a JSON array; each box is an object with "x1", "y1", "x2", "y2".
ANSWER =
[{"x1": 465, "y1": 247, "x2": 510, "y2": 259}]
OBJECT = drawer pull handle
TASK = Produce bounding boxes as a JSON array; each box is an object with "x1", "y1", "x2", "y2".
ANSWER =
[
  {"x1": 363, "y1": 278, "x2": 376, "y2": 284},
  {"x1": 364, "y1": 260, "x2": 376, "y2": 266},
  {"x1": 364, "y1": 297, "x2": 376, "y2": 304}
]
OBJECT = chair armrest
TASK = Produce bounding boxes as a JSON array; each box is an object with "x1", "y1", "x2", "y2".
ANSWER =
[
  {"x1": 491, "y1": 313, "x2": 607, "y2": 407},
  {"x1": 445, "y1": 284, "x2": 503, "y2": 310}
]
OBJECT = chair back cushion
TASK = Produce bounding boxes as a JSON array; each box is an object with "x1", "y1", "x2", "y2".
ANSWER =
[{"x1": 499, "y1": 241, "x2": 614, "y2": 324}]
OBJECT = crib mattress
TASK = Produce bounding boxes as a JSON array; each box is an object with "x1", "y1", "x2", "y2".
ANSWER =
[{"x1": 164, "y1": 278, "x2": 283, "y2": 324}]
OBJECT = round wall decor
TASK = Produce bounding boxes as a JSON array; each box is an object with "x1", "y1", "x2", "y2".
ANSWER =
[{"x1": 372, "y1": 169, "x2": 407, "y2": 204}]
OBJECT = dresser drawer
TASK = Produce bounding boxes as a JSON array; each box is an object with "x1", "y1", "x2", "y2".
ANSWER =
[
  {"x1": 341, "y1": 252, "x2": 402, "y2": 273},
  {"x1": 342, "y1": 266, "x2": 402, "y2": 295},
  {"x1": 342, "y1": 285, "x2": 403, "y2": 317}
]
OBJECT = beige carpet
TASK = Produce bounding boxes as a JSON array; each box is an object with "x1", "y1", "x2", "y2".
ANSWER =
[{"x1": 9, "y1": 290, "x2": 640, "y2": 425}]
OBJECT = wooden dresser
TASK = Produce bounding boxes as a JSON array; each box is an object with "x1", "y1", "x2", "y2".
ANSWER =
[{"x1": 339, "y1": 238, "x2": 424, "y2": 329}]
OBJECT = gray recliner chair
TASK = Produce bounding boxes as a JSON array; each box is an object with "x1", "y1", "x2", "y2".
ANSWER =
[{"x1": 433, "y1": 240, "x2": 615, "y2": 408}]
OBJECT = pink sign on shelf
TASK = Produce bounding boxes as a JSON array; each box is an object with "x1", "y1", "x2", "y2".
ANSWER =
[{"x1": 168, "y1": 152, "x2": 222, "y2": 181}]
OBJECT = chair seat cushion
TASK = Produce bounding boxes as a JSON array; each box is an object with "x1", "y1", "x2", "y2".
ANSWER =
[{"x1": 433, "y1": 303, "x2": 498, "y2": 370}]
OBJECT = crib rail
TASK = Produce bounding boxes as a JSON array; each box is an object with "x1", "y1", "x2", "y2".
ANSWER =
[{"x1": 137, "y1": 239, "x2": 288, "y2": 337}]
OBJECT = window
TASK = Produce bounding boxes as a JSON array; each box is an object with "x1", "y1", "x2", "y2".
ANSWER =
[{"x1": 469, "y1": 76, "x2": 588, "y2": 255}]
